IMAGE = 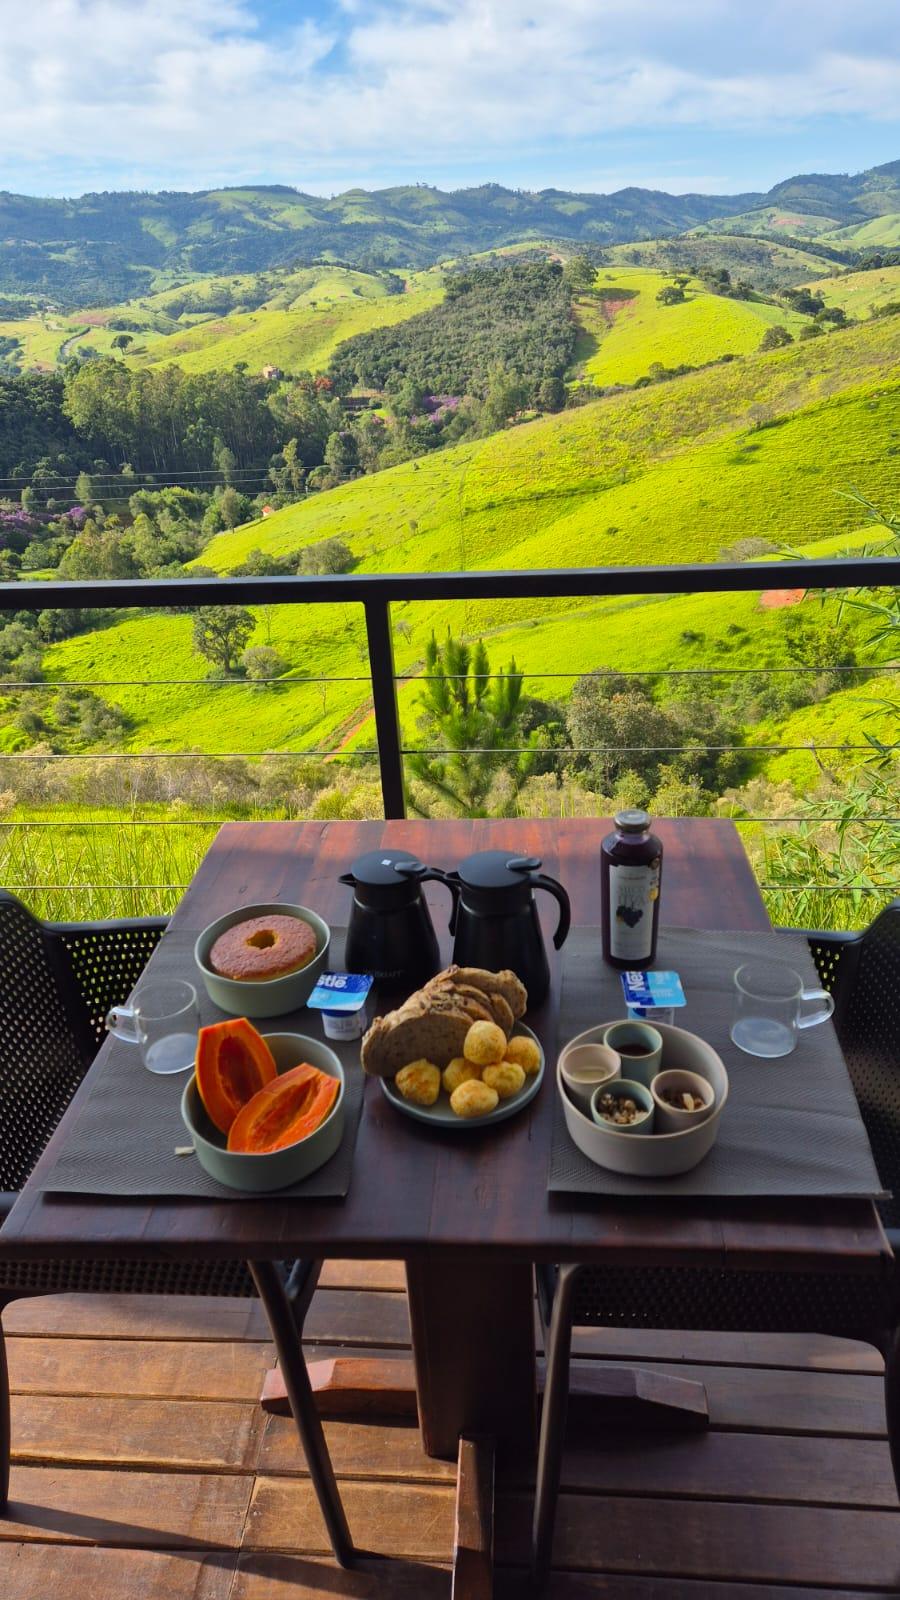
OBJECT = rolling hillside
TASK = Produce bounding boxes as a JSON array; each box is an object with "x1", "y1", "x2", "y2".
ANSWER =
[
  {"x1": 605, "y1": 235, "x2": 840, "y2": 292},
  {"x1": 0, "y1": 264, "x2": 443, "y2": 375},
  {"x1": 32, "y1": 312, "x2": 899, "y2": 768},
  {"x1": 801, "y1": 264, "x2": 900, "y2": 317},
  {"x1": 571, "y1": 268, "x2": 807, "y2": 386},
  {"x1": 2, "y1": 160, "x2": 899, "y2": 306}
]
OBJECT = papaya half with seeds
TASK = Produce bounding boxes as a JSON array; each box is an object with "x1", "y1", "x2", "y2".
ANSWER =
[
  {"x1": 195, "y1": 1017, "x2": 277, "y2": 1134},
  {"x1": 227, "y1": 1063, "x2": 339, "y2": 1154}
]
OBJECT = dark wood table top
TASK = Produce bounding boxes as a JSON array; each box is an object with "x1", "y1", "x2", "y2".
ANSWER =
[{"x1": 1, "y1": 819, "x2": 889, "y2": 1275}]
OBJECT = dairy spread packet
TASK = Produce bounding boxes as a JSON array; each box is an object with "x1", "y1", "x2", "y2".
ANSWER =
[{"x1": 621, "y1": 969, "x2": 686, "y2": 1025}]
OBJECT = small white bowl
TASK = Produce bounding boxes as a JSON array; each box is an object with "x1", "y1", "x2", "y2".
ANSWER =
[
  {"x1": 557, "y1": 1021, "x2": 728, "y2": 1178},
  {"x1": 651, "y1": 1069, "x2": 714, "y2": 1135},
  {"x1": 194, "y1": 902, "x2": 330, "y2": 1018},
  {"x1": 559, "y1": 1042, "x2": 621, "y2": 1115},
  {"x1": 181, "y1": 1032, "x2": 344, "y2": 1192}
]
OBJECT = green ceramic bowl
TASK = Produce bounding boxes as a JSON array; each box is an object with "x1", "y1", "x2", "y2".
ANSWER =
[
  {"x1": 194, "y1": 902, "x2": 330, "y2": 1018},
  {"x1": 181, "y1": 1032, "x2": 345, "y2": 1193}
]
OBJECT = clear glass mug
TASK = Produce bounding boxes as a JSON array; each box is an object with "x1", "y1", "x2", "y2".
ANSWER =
[
  {"x1": 731, "y1": 961, "x2": 834, "y2": 1059},
  {"x1": 106, "y1": 979, "x2": 200, "y2": 1075}
]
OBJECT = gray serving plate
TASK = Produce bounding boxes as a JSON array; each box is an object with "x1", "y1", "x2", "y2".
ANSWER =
[
  {"x1": 380, "y1": 1024, "x2": 544, "y2": 1129},
  {"x1": 181, "y1": 1032, "x2": 344, "y2": 1192},
  {"x1": 194, "y1": 902, "x2": 330, "y2": 1018}
]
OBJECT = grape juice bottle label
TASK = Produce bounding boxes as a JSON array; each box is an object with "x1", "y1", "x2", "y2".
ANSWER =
[{"x1": 608, "y1": 862, "x2": 661, "y2": 961}]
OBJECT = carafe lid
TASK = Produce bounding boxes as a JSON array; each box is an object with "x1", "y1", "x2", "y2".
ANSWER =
[
  {"x1": 455, "y1": 850, "x2": 542, "y2": 895},
  {"x1": 344, "y1": 848, "x2": 429, "y2": 907},
  {"x1": 614, "y1": 809, "x2": 651, "y2": 833}
]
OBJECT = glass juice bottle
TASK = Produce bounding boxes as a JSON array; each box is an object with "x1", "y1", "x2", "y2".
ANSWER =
[{"x1": 601, "y1": 810, "x2": 663, "y2": 970}]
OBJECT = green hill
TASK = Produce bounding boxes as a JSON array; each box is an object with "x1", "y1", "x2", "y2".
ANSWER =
[
  {"x1": 801, "y1": 264, "x2": 900, "y2": 318},
  {"x1": 31, "y1": 313, "x2": 898, "y2": 767},
  {"x1": 0, "y1": 263, "x2": 443, "y2": 375},
  {"x1": 571, "y1": 268, "x2": 807, "y2": 386},
  {"x1": 605, "y1": 235, "x2": 840, "y2": 292},
  {"x1": 3, "y1": 160, "x2": 899, "y2": 307}
]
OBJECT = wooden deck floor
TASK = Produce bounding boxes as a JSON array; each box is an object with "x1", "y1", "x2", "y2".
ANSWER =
[{"x1": 4, "y1": 1262, "x2": 900, "y2": 1598}]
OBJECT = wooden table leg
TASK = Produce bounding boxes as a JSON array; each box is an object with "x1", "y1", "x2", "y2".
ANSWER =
[{"x1": 406, "y1": 1256, "x2": 537, "y2": 1462}]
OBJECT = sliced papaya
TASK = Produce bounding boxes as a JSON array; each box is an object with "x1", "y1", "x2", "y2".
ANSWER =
[
  {"x1": 195, "y1": 1017, "x2": 277, "y2": 1134},
  {"x1": 227, "y1": 1065, "x2": 339, "y2": 1154}
]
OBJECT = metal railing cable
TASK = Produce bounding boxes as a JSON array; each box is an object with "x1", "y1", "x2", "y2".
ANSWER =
[{"x1": 1, "y1": 556, "x2": 898, "y2": 829}]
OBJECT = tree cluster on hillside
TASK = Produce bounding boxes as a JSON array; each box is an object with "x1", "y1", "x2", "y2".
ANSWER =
[{"x1": 329, "y1": 263, "x2": 576, "y2": 403}]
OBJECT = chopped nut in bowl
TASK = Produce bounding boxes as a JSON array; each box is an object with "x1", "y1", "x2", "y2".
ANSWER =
[
  {"x1": 651, "y1": 1069, "x2": 714, "y2": 1135},
  {"x1": 590, "y1": 1078, "x2": 655, "y2": 1135}
]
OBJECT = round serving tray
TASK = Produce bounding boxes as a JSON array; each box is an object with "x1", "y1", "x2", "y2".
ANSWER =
[{"x1": 381, "y1": 1023, "x2": 544, "y2": 1130}]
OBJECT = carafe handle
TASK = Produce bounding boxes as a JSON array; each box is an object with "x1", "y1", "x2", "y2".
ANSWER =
[
  {"x1": 414, "y1": 867, "x2": 461, "y2": 932},
  {"x1": 444, "y1": 870, "x2": 462, "y2": 935},
  {"x1": 533, "y1": 873, "x2": 571, "y2": 951}
]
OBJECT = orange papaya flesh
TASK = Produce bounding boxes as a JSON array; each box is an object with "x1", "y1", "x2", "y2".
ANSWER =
[
  {"x1": 227, "y1": 1066, "x2": 339, "y2": 1154},
  {"x1": 195, "y1": 1017, "x2": 277, "y2": 1135}
]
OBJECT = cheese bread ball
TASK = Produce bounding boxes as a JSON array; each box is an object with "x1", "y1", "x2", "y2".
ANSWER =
[
  {"x1": 450, "y1": 1079, "x2": 500, "y2": 1119},
  {"x1": 442, "y1": 1057, "x2": 481, "y2": 1095},
  {"x1": 463, "y1": 1020, "x2": 507, "y2": 1067},
  {"x1": 482, "y1": 1061, "x2": 526, "y2": 1100},
  {"x1": 395, "y1": 1059, "x2": 441, "y2": 1106},
  {"x1": 504, "y1": 1035, "x2": 541, "y2": 1076}
]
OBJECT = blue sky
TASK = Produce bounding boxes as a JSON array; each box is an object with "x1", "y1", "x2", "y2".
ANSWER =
[{"x1": 0, "y1": 0, "x2": 898, "y2": 197}]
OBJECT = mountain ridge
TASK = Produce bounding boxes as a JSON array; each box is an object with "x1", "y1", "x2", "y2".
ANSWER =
[{"x1": 0, "y1": 160, "x2": 898, "y2": 306}]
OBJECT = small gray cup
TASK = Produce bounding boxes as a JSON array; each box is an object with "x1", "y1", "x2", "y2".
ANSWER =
[{"x1": 601, "y1": 1020, "x2": 663, "y2": 1088}]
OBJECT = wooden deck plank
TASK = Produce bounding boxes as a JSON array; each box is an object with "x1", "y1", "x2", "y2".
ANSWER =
[
  {"x1": 1, "y1": 1467, "x2": 252, "y2": 1548},
  {"x1": 260, "y1": 1415, "x2": 456, "y2": 1482},
  {"x1": 6, "y1": 1337, "x2": 274, "y2": 1401},
  {"x1": 9, "y1": 1394, "x2": 265, "y2": 1473},
  {"x1": 4, "y1": 1294, "x2": 269, "y2": 1342},
  {"x1": 496, "y1": 1579, "x2": 900, "y2": 1600},
  {"x1": 245, "y1": 1476, "x2": 456, "y2": 1560},
  {"x1": 5, "y1": 1289, "x2": 884, "y2": 1375},
  {"x1": 559, "y1": 1426, "x2": 899, "y2": 1508},
  {"x1": 569, "y1": 1359, "x2": 887, "y2": 1437},
  {"x1": 496, "y1": 1493, "x2": 900, "y2": 1589},
  {"x1": 6, "y1": 1278, "x2": 899, "y2": 1597},
  {"x1": 3, "y1": 1545, "x2": 238, "y2": 1600},
  {"x1": 319, "y1": 1261, "x2": 407, "y2": 1292},
  {"x1": 232, "y1": 1551, "x2": 450, "y2": 1597}
]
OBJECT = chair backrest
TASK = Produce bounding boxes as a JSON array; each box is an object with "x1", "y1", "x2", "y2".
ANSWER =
[
  {"x1": 829, "y1": 902, "x2": 900, "y2": 1231},
  {"x1": 0, "y1": 891, "x2": 95, "y2": 1194}
]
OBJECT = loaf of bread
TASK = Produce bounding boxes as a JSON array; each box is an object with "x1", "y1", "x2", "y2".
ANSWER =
[{"x1": 360, "y1": 964, "x2": 528, "y2": 1078}]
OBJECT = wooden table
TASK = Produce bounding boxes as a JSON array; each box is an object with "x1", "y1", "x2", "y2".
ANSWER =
[{"x1": 2, "y1": 819, "x2": 890, "y2": 1478}]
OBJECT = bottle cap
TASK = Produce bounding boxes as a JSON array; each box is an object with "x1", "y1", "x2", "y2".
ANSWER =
[{"x1": 614, "y1": 809, "x2": 651, "y2": 832}]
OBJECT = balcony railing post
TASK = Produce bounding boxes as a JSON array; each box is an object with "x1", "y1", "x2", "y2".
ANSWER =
[{"x1": 364, "y1": 598, "x2": 406, "y2": 820}]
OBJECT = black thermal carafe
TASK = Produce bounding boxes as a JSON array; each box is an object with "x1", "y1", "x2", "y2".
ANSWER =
[
  {"x1": 339, "y1": 849, "x2": 456, "y2": 989},
  {"x1": 446, "y1": 851, "x2": 571, "y2": 1008}
]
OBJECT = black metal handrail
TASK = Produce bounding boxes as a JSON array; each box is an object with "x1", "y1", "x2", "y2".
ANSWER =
[{"x1": 2, "y1": 556, "x2": 898, "y2": 820}]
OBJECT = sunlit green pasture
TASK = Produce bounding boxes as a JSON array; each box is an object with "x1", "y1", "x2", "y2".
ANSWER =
[
  {"x1": 572, "y1": 268, "x2": 807, "y2": 386},
  {"x1": 801, "y1": 265, "x2": 900, "y2": 318}
]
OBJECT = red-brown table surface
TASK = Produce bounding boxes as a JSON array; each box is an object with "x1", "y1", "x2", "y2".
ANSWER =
[{"x1": 1, "y1": 819, "x2": 890, "y2": 1458}]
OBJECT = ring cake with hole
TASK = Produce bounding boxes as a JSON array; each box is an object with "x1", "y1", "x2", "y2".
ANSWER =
[{"x1": 209, "y1": 914, "x2": 317, "y2": 982}]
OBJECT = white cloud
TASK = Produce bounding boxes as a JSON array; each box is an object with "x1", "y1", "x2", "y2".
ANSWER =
[{"x1": 0, "y1": 0, "x2": 897, "y2": 192}]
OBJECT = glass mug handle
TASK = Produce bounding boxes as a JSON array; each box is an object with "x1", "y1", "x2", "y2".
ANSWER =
[
  {"x1": 106, "y1": 1003, "x2": 143, "y2": 1044},
  {"x1": 797, "y1": 987, "x2": 835, "y2": 1030}
]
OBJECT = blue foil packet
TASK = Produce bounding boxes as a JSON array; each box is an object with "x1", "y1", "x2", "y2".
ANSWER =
[
  {"x1": 307, "y1": 972, "x2": 373, "y2": 1013},
  {"x1": 620, "y1": 970, "x2": 686, "y2": 1024}
]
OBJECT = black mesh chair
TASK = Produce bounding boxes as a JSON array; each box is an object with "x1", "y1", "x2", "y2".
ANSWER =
[
  {"x1": 0, "y1": 890, "x2": 353, "y2": 1564},
  {"x1": 532, "y1": 901, "x2": 900, "y2": 1585}
]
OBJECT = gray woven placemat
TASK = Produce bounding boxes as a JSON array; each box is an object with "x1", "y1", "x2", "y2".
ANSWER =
[
  {"x1": 549, "y1": 927, "x2": 887, "y2": 1199},
  {"x1": 39, "y1": 930, "x2": 365, "y2": 1200}
]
